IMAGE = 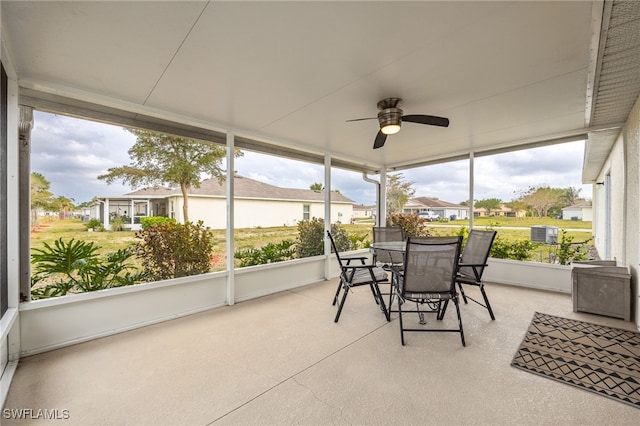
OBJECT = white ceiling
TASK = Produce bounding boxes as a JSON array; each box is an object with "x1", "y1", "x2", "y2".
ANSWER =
[{"x1": 2, "y1": 1, "x2": 599, "y2": 171}]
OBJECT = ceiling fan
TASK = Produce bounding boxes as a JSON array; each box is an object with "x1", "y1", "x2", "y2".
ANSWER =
[{"x1": 347, "y1": 97, "x2": 449, "y2": 149}]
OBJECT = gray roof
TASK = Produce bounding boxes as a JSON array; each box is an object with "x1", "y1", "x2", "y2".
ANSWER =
[
  {"x1": 125, "y1": 176, "x2": 355, "y2": 204},
  {"x1": 410, "y1": 197, "x2": 467, "y2": 209}
]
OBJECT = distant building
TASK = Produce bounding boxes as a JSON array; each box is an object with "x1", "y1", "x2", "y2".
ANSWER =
[
  {"x1": 91, "y1": 176, "x2": 355, "y2": 230},
  {"x1": 403, "y1": 197, "x2": 470, "y2": 220},
  {"x1": 562, "y1": 202, "x2": 593, "y2": 221},
  {"x1": 352, "y1": 204, "x2": 375, "y2": 220},
  {"x1": 474, "y1": 205, "x2": 526, "y2": 218}
]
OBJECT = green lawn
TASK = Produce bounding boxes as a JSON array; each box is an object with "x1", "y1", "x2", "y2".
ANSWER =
[{"x1": 31, "y1": 215, "x2": 594, "y2": 270}]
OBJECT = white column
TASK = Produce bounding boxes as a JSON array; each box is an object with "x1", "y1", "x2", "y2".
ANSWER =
[
  {"x1": 324, "y1": 156, "x2": 331, "y2": 279},
  {"x1": 469, "y1": 152, "x2": 475, "y2": 229},
  {"x1": 225, "y1": 133, "x2": 235, "y2": 306},
  {"x1": 103, "y1": 198, "x2": 110, "y2": 229},
  {"x1": 379, "y1": 169, "x2": 387, "y2": 226}
]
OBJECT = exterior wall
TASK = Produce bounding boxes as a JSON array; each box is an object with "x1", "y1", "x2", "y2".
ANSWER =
[
  {"x1": 624, "y1": 93, "x2": 640, "y2": 324},
  {"x1": 180, "y1": 195, "x2": 226, "y2": 228},
  {"x1": 171, "y1": 195, "x2": 352, "y2": 229},
  {"x1": 562, "y1": 207, "x2": 593, "y2": 221},
  {"x1": 593, "y1": 92, "x2": 640, "y2": 326},
  {"x1": 562, "y1": 207, "x2": 582, "y2": 220}
]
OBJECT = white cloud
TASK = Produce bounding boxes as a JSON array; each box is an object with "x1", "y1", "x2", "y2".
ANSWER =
[{"x1": 30, "y1": 111, "x2": 591, "y2": 206}]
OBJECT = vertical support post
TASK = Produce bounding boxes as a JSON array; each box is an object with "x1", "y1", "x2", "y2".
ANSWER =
[
  {"x1": 225, "y1": 132, "x2": 235, "y2": 305},
  {"x1": 324, "y1": 155, "x2": 331, "y2": 280},
  {"x1": 18, "y1": 106, "x2": 32, "y2": 301},
  {"x1": 103, "y1": 198, "x2": 110, "y2": 230},
  {"x1": 379, "y1": 169, "x2": 387, "y2": 226},
  {"x1": 469, "y1": 152, "x2": 475, "y2": 229}
]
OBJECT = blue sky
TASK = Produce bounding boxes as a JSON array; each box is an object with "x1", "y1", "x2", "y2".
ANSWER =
[{"x1": 31, "y1": 111, "x2": 591, "y2": 206}]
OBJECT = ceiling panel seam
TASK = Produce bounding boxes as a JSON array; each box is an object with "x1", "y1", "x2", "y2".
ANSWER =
[{"x1": 142, "y1": 1, "x2": 211, "y2": 106}]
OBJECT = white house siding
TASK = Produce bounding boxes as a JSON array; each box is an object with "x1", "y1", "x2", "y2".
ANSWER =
[
  {"x1": 594, "y1": 92, "x2": 640, "y2": 324},
  {"x1": 166, "y1": 195, "x2": 352, "y2": 229}
]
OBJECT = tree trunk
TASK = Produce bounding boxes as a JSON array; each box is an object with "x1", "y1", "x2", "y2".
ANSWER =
[{"x1": 181, "y1": 182, "x2": 189, "y2": 223}]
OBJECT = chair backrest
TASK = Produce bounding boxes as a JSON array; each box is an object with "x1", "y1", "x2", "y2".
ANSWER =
[
  {"x1": 373, "y1": 226, "x2": 404, "y2": 243},
  {"x1": 459, "y1": 230, "x2": 497, "y2": 280},
  {"x1": 372, "y1": 226, "x2": 404, "y2": 264},
  {"x1": 402, "y1": 236, "x2": 462, "y2": 295},
  {"x1": 326, "y1": 230, "x2": 345, "y2": 268}
]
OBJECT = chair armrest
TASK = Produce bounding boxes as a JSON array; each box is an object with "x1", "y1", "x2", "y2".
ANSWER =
[
  {"x1": 343, "y1": 256, "x2": 368, "y2": 265},
  {"x1": 458, "y1": 262, "x2": 488, "y2": 268}
]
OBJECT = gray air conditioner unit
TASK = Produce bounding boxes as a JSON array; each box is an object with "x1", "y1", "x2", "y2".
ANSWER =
[{"x1": 530, "y1": 225, "x2": 558, "y2": 244}]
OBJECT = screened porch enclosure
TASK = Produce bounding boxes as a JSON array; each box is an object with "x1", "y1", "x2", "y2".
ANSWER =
[{"x1": 2, "y1": 0, "x2": 640, "y2": 418}]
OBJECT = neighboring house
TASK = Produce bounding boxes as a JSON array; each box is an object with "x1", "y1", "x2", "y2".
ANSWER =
[
  {"x1": 403, "y1": 197, "x2": 470, "y2": 220},
  {"x1": 91, "y1": 176, "x2": 355, "y2": 230},
  {"x1": 474, "y1": 205, "x2": 526, "y2": 218},
  {"x1": 562, "y1": 202, "x2": 593, "y2": 221},
  {"x1": 352, "y1": 204, "x2": 375, "y2": 220}
]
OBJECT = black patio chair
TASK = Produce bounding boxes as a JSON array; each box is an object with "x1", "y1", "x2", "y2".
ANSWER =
[
  {"x1": 328, "y1": 231, "x2": 390, "y2": 323},
  {"x1": 372, "y1": 226, "x2": 405, "y2": 267},
  {"x1": 372, "y1": 226, "x2": 405, "y2": 313},
  {"x1": 390, "y1": 236, "x2": 465, "y2": 346},
  {"x1": 455, "y1": 230, "x2": 498, "y2": 320}
]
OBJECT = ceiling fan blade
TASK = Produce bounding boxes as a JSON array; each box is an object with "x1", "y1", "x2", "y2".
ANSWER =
[
  {"x1": 373, "y1": 130, "x2": 387, "y2": 149},
  {"x1": 402, "y1": 114, "x2": 449, "y2": 127},
  {"x1": 345, "y1": 117, "x2": 378, "y2": 122}
]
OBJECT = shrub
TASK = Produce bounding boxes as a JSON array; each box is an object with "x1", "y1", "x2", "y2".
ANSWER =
[
  {"x1": 140, "y1": 216, "x2": 176, "y2": 230},
  {"x1": 234, "y1": 240, "x2": 296, "y2": 267},
  {"x1": 135, "y1": 220, "x2": 214, "y2": 281},
  {"x1": 555, "y1": 229, "x2": 589, "y2": 265},
  {"x1": 387, "y1": 212, "x2": 431, "y2": 237},
  {"x1": 85, "y1": 218, "x2": 103, "y2": 231},
  {"x1": 296, "y1": 218, "x2": 351, "y2": 258},
  {"x1": 110, "y1": 216, "x2": 125, "y2": 232},
  {"x1": 490, "y1": 237, "x2": 538, "y2": 261},
  {"x1": 30, "y1": 238, "x2": 141, "y2": 299}
]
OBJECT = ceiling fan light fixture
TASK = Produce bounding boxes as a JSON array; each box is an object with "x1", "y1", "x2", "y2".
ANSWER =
[{"x1": 381, "y1": 124, "x2": 401, "y2": 135}]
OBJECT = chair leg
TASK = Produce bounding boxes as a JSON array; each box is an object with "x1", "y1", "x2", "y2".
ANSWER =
[
  {"x1": 480, "y1": 285, "x2": 495, "y2": 320},
  {"x1": 437, "y1": 300, "x2": 449, "y2": 320},
  {"x1": 371, "y1": 282, "x2": 390, "y2": 321},
  {"x1": 398, "y1": 299, "x2": 405, "y2": 346},
  {"x1": 334, "y1": 284, "x2": 350, "y2": 323},
  {"x1": 332, "y1": 279, "x2": 343, "y2": 306},
  {"x1": 453, "y1": 296, "x2": 466, "y2": 347},
  {"x1": 457, "y1": 281, "x2": 468, "y2": 304}
]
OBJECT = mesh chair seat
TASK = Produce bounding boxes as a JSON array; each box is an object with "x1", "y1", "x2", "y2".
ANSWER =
[{"x1": 350, "y1": 267, "x2": 388, "y2": 285}]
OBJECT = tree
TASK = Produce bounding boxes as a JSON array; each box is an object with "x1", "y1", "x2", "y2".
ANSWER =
[
  {"x1": 561, "y1": 186, "x2": 583, "y2": 206},
  {"x1": 30, "y1": 172, "x2": 53, "y2": 227},
  {"x1": 474, "y1": 198, "x2": 502, "y2": 216},
  {"x1": 309, "y1": 182, "x2": 324, "y2": 191},
  {"x1": 386, "y1": 174, "x2": 415, "y2": 214},
  {"x1": 519, "y1": 186, "x2": 563, "y2": 217},
  {"x1": 51, "y1": 196, "x2": 75, "y2": 220},
  {"x1": 98, "y1": 129, "x2": 241, "y2": 223}
]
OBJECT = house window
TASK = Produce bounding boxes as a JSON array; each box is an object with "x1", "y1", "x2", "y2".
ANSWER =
[{"x1": 303, "y1": 204, "x2": 310, "y2": 221}]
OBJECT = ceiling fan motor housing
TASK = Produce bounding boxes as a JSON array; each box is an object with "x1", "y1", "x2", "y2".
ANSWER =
[
  {"x1": 378, "y1": 107, "x2": 403, "y2": 129},
  {"x1": 377, "y1": 97, "x2": 404, "y2": 130}
]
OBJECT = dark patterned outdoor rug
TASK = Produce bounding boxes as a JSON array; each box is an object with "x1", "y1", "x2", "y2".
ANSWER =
[{"x1": 511, "y1": 312, "x2": 640, "y2": 408}]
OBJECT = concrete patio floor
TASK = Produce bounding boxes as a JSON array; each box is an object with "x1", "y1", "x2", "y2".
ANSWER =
[{"x1": 3, "y1": 279, "x2": 639, "y2": 425}]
